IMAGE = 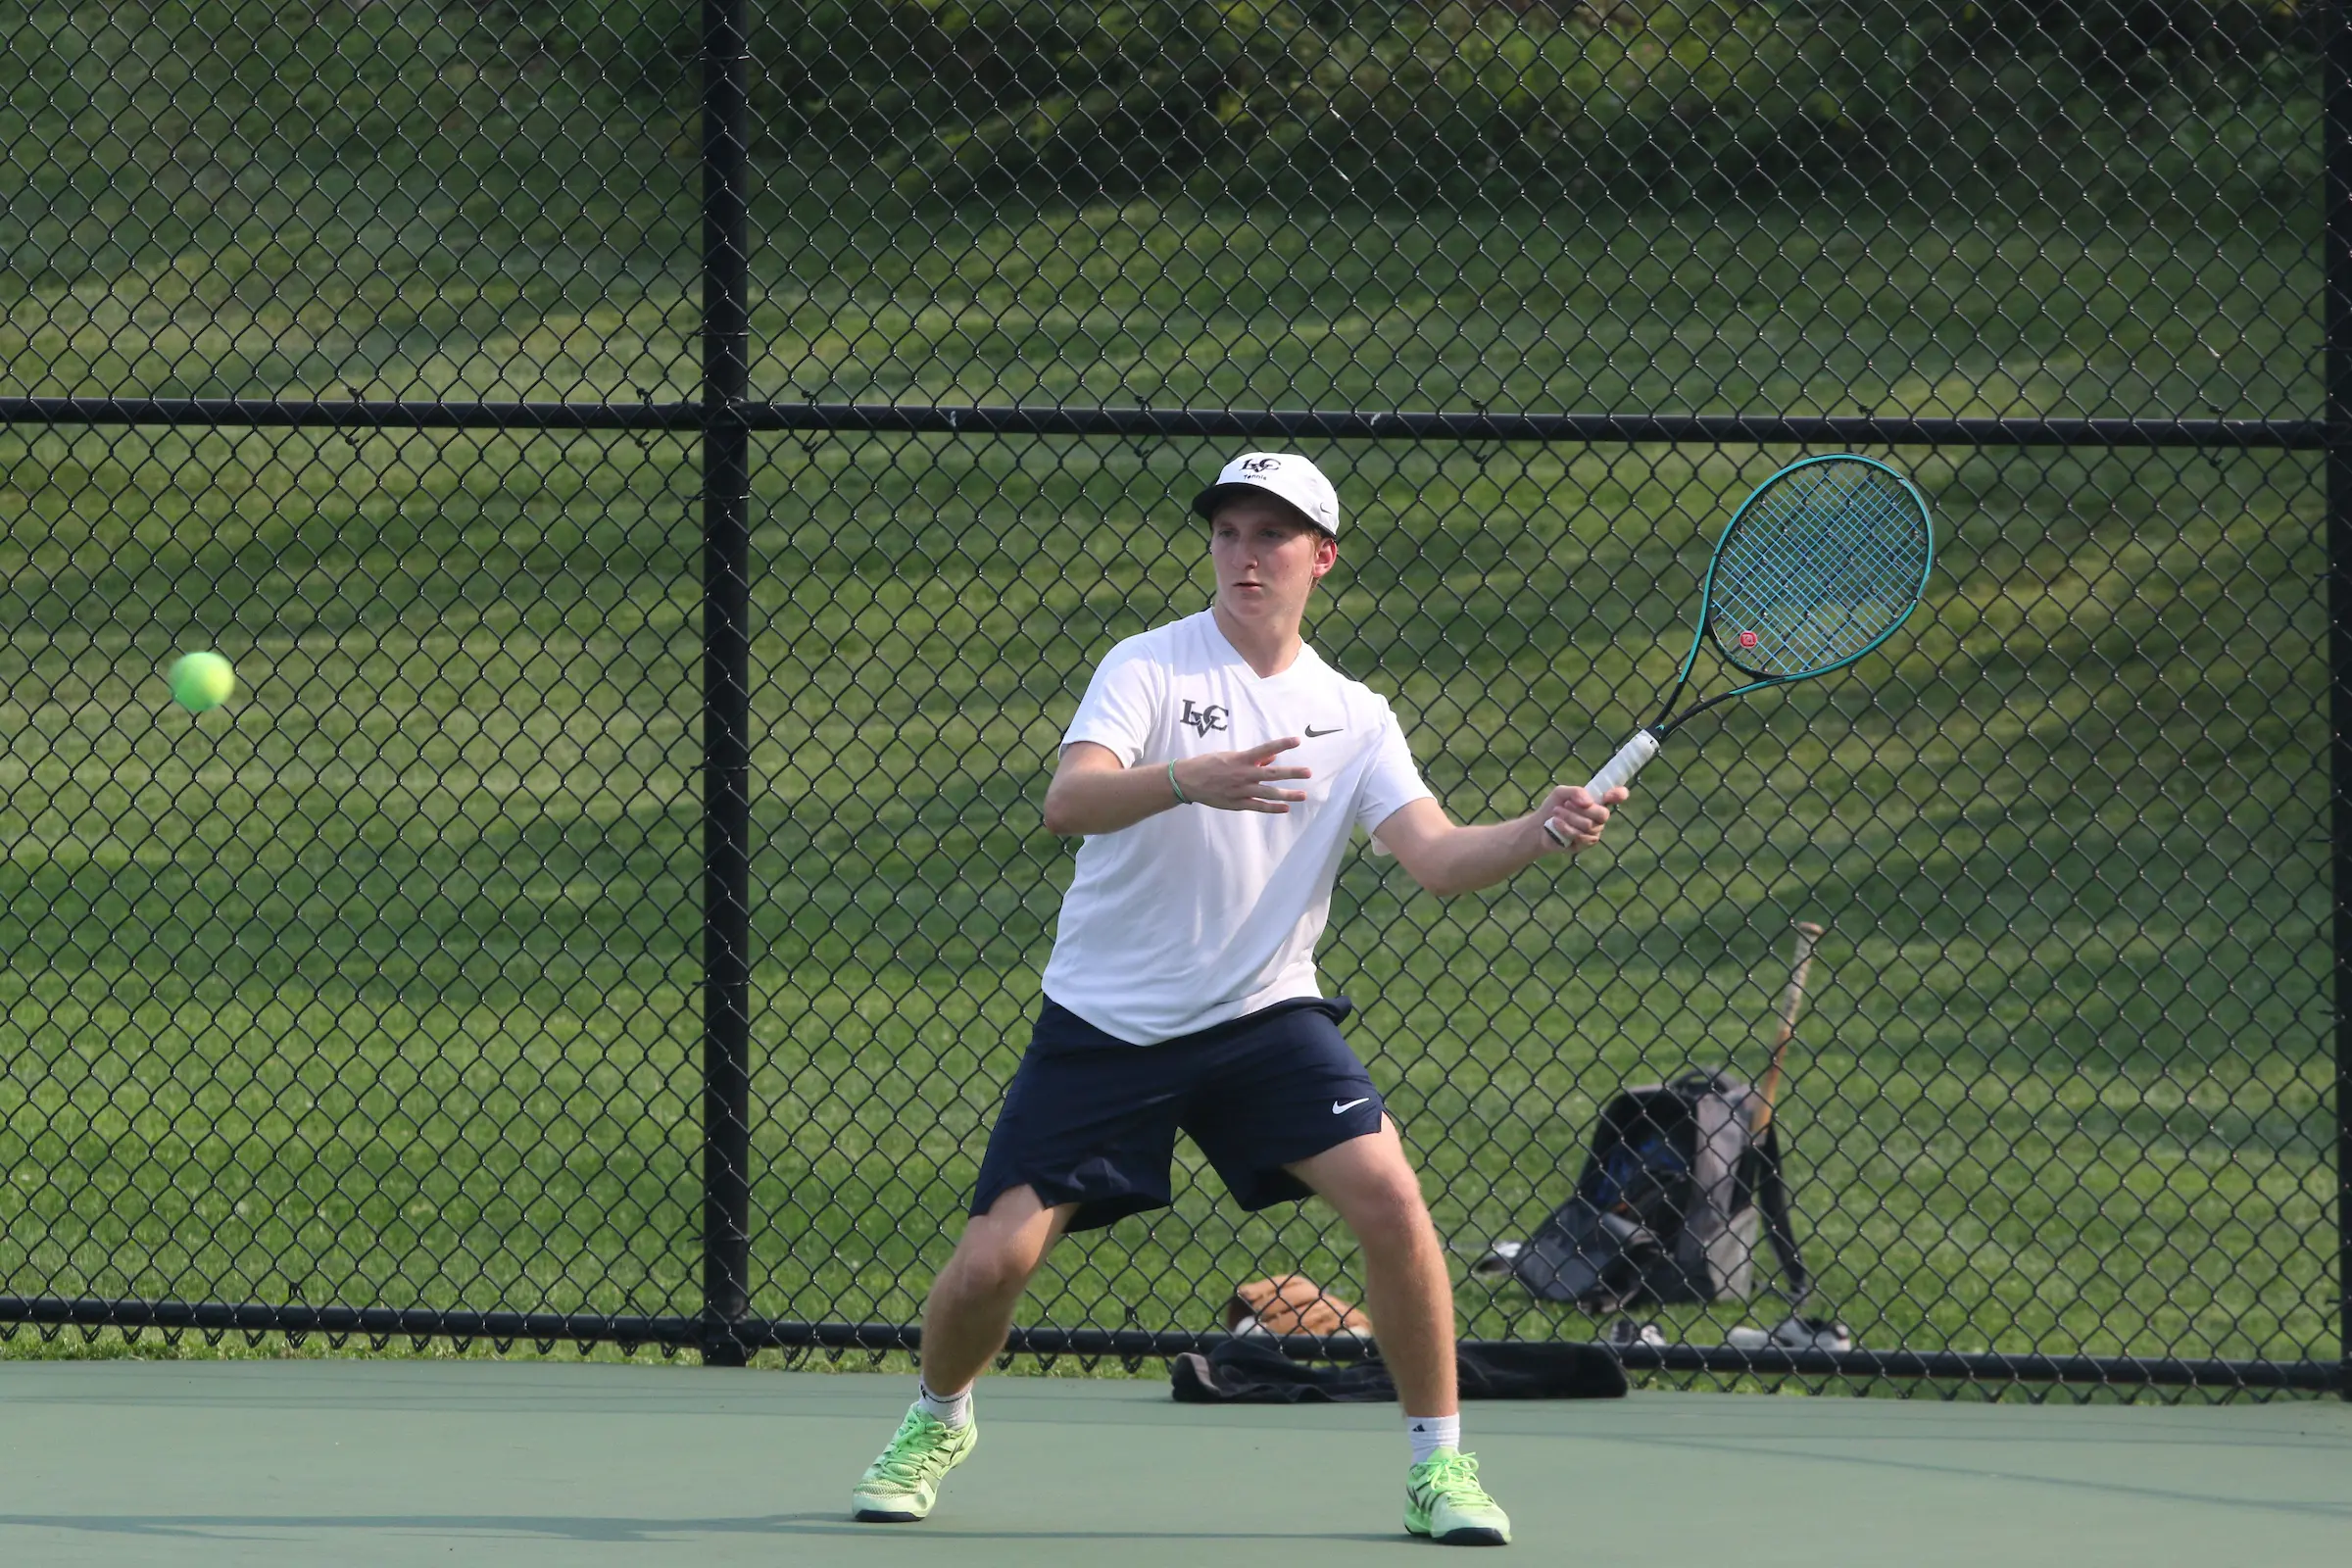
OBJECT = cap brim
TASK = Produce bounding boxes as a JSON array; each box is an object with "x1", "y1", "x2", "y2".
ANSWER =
[{"x1": 1191, "y1": 482, "x2": 1335, "y2": 535}]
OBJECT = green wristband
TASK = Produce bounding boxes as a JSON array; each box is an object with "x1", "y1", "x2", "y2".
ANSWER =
[{"x1": 1167, "y1": 760, "x2": 1190, "y2": 806}]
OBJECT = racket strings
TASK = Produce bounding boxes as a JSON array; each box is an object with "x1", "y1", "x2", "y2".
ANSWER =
[
  {"x1": 1709, "y1": 462, "x2": 1928, "y2": 676},
  {"x1": 1744, "y1": 484, "x2": 1916, "y2": 663}
]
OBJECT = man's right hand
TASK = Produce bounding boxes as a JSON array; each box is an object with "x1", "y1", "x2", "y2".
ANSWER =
[{"x1": 1175, "y1": 738, "x2": 1312, "y2": 813}]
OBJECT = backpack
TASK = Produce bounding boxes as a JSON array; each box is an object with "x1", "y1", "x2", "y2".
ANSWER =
[{"x1": 1488, "y1": 1071, "x2": 1810, "y2": 1312}]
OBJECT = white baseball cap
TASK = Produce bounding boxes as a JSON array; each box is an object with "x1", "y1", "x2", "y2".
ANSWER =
[{"x1": 1191, "y1": 452, "x2": 1341, "y2": 537}]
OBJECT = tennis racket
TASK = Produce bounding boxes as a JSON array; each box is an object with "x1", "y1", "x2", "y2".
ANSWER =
[{"x1": 1544, "y1": 453, "x2": 1933, "y2": 844}]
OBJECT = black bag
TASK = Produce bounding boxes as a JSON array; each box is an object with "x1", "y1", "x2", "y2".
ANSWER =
[
  {"x1": 1487, "y1": 1071, "x2": 1809, "y2": 1312},
  {"x1": 1169, "y1": 1336, "x2": 1628, "y2": 1403}
]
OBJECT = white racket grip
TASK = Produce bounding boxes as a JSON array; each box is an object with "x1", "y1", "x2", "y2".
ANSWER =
[
  {"x1": 1585, "y1": 729, "x2": 1661, "y2": 797},
  {"x1": 1542, "y1": 729, "x2": 1661, "y2": 847}
]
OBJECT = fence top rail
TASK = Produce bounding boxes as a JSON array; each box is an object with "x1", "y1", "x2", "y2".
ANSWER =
[{"x1": 0, "y1": 397, "x2": 2324, "y2": 450}]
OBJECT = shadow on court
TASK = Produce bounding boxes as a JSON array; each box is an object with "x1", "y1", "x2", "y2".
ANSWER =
[
  {"x1": 0, "y1": 1511, "x2": 1400, "y2": 1545},
  {"x1": 0, "y1": 1361, "x2": 2342, "y2": 1566}
]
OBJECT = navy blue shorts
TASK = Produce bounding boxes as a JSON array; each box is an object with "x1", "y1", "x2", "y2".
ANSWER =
[{"x1": 970, "y1": 997, "x2": 1386, "y2": 1233}]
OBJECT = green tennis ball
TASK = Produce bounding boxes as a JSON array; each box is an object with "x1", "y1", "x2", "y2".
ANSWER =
[{"x1": 169, "y1": 651, "x2": 236, "y2": 713}]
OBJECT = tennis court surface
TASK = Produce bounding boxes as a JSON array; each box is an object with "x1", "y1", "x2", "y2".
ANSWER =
[{"x1": 0, "y1": 1361, "x2": 2344, "y2": 1566}]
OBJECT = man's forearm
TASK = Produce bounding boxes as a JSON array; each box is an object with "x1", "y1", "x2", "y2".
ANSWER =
[
  {"x1": 1410, "y1": 813, "x2": 1550, "y2": 897},
  {"x1": 1042, "y1": 760, "x2": 1183, "y2": 836}
]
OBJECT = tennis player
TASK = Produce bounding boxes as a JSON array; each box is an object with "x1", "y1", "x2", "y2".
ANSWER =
[{"x1": 851, "y1": 452, "x2": 1626, "y2": 1545}]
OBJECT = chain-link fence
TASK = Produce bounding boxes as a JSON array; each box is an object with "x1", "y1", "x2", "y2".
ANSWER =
[{"x1": 0, "y1": 1, "x2": 2341, "y2": 1395}]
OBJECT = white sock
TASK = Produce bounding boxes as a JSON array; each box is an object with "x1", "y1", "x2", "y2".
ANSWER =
[
  {"x1": 1406, "y1": 1412, "x2": 1460, "y2": 1465},
  {"x1": 914, "y1": 1381, "x2": 972, "y2": 1429}
]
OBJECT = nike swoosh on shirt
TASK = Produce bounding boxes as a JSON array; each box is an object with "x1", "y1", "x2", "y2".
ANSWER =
[
  {"x1": 1332, "y1": 1098, "x2": 1371, "y2": 1114},
  {"x1": 1304, "y1": 724, "x2": 1343, "y2": 737}
]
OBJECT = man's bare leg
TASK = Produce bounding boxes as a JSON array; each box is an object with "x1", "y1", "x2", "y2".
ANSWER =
[
  {"x1": 1291, "y1": 1121, "x2": 1511, "y2": 1544},
  {"x1": 1289, "y1": 1120, "x2": 1457, "y2": 1415},
  {"x1": 853, "y1": 1184, "x2": 1074, "y2": 1523},
  {"x1": 919, "y1": 1184, "x2": 1074, "y2": 1395}
]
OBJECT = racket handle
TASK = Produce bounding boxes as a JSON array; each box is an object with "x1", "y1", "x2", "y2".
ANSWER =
[
  {"x1": 1541, "y1": 729, "x2": 1661, "y2": 847},
  {"x1": 1586, "y1": 729, "x2": 1662, "y2": 797}
]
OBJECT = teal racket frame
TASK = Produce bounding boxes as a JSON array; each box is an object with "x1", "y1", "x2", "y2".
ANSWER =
[{"x1": 1548, "y1": 453, "x2": 1936, "y2": 824}]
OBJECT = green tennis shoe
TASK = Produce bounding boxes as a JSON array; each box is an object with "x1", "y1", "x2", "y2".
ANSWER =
[
  {"x1": 851, "y1": 1407, "x2": 977, "y2": 1523},
  {"x1": 1404, "y1": 1449, "x2": 1512, "y2": 1546}
]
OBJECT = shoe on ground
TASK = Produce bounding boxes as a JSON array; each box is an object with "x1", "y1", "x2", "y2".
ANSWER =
[
  {"x1": 851, "y1": 1408, "x2": 977, "y2": 1523},
  {"x1": 1769, "y1": 1314, "x2": 1854, "y2": 1352},
  {"x1": 1604, "y1": 1317, "x2": 1668, "y2": 1349},
  {"x1": 1404, "y1": 1448, "x2": 1511, "y2": 1545}
]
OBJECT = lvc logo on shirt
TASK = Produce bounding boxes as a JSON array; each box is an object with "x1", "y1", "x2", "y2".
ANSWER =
[{"x1": 1179, "y1": 699, "x2": 1230, "y2": 737}]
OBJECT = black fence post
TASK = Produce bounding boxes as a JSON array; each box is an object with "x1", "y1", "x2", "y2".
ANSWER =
[
  {"x1": 698, "y1": 0, "x2": 756, "y2": 1370},
  {"x1": 2328, "y1": 0, "x2": 2352, "y2": 1402}
]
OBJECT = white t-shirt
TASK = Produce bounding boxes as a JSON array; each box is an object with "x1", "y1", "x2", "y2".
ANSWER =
[{"x1": 1039, "y1": 611, "x2": 1434, "y2": 1045}]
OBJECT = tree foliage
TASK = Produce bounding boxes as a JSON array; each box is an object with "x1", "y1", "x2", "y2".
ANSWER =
[{"x1": 493, "y1": 0, "x2": 2316, "y2": 202}]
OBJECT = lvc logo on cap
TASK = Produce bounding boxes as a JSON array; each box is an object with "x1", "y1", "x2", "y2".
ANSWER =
[{"x1": 1240, "y1": 456, "x2": 1282, "y2": 475}]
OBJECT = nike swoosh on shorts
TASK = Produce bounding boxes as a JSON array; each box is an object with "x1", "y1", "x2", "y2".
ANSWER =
[{"x1": 1333, "y1": 1098, "x2": 1371, "y2": 1114}]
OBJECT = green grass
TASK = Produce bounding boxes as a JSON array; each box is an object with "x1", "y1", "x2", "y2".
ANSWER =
[{"x1": 0, "y1": 6, "x2": 2335, "y2": 1376}]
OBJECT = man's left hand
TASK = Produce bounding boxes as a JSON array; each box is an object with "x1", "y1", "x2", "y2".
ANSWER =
[{"x1": 1538, "y1": 783, "x2": 1627, "y2": 853}]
